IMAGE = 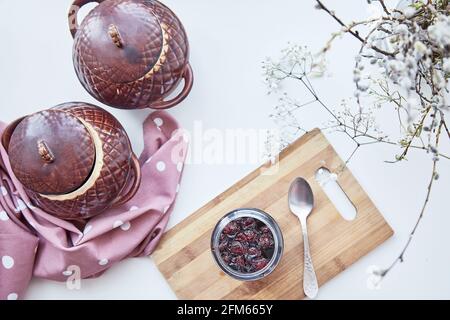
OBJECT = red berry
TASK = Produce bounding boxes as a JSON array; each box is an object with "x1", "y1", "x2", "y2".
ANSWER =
[
  {"x1": 235, "y1": 232, "x2": 247, "y2": 242},
  {"x1": 244, "y1": 263, "x2": 255, "y2": 273},
  {"x1": 221, "y1": 252, "x2": 231, "y2": 264},
  {"x1": 219, "y1": 239, "x2": 228, "y2": 252},
  {"x1": 247, "y1": 246, "x2": 261, "y2": 258},
  {"x1": 252, "y1": 258, "x2": 268, "y2": 271},
  {"x1": 258, "y1": 234, "x2": 271, "y2": 249},
  {"x1": 241, "y1": 217, "x2": 256, "y2": 230},
  {"x1": 244, "y1": 229, "x2": 257, "y2": 241},
  {"x1": 234, "y1": 255, "x2": 245, "y2": 266},
  {"x1": 229, "y1": 255, "x2": 246, "y2": 271},
  {"x1": 230, "y1": 241, "x2": 245, "y2": 255},
  {"x1": 222, "y1": 221, "x2": 239, "y2": 236}
]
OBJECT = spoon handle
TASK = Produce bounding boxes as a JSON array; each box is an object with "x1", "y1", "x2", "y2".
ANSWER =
[{"x1": 300, "y1": 218, "x2": 319, "y2": 298}]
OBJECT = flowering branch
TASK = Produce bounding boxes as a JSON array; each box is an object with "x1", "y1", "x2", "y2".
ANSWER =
[{"x1": 264, "y1": 0, "x2": 449, "y2": 288}]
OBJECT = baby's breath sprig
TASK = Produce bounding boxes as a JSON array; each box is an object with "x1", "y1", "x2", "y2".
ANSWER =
[{"x1": 263, "y1": 0, "x2": 449, "y2": 287}]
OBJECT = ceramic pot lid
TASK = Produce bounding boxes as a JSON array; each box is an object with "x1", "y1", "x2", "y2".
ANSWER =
[
  {"x1": 74, "y1": 0, "x2": 164, "y2": 84},
  {"x1": 8, "y1": 110, "x2": 95, "y2": 195}
]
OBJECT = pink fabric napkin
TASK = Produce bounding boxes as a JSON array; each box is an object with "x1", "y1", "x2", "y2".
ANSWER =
[{"x1": 0, "y1": 111, "x2": 188, "y2": 300}]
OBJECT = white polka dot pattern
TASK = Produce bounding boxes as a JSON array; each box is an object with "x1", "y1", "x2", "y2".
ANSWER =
[{"x1": 0, "y1": 111, "x2": 189, "y2": 299}]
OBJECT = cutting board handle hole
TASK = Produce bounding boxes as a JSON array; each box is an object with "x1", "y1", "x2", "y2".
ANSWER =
[{"x1": 315, "y1": 167, "x2": 357, "y2": 221}]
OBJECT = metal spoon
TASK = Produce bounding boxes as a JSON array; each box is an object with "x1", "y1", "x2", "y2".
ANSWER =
[{"x1": 288, "y1": 177, "x2": 319, "y2": 299}]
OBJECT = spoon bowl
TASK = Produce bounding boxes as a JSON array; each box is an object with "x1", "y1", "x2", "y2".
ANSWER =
[{"x1": 289, "y1": 177, "x2": 314, "y2": 219}]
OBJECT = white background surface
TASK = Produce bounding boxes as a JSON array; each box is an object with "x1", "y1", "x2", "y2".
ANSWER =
[{"x1": 0, "y1": 0, "x2": 448, "y2": 299}]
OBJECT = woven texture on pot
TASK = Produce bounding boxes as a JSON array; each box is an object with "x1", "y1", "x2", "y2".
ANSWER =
[
  {"x1": 4, "y1": 102, "x2": 137, "y2": 221},
  {"x1": 0, "y1": 111, "x2": 188, "y2": 300},
  {"x1": 73, "y1": 0, "x2": 190, "y2": 109},
  {"x1": 29, "y1": 103, "x2": 135, "y2": 220}
]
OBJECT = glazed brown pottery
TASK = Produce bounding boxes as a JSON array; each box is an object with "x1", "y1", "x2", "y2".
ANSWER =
[
  {"x1": 2, "y1": 102, "x2": 141, "y2": 220},
  {"x1": 69, "y1": 0, "x2": 193, "y2": 110}
]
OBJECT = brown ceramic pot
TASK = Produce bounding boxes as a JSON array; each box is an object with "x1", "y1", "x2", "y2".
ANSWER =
[
  {"x1": 69, "y1": 0, "x2": 193, "y2": 110},
  {"x1": 2, "y1": 102, "x2": 141, "y2": 220}
]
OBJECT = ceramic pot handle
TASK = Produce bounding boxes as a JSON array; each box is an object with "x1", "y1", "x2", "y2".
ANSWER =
[
  {"x1": 69, "y1": 0, "x2": 105, "y2": 38},
  {"x1": 114, "y1": 153, "x2": 142, "y2": 206},
  {"x1": 150, "y1": 63, "x2": 194, "y2": 109}
]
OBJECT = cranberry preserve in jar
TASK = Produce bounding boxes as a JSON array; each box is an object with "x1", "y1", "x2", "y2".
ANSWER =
[{"x1": 211, "y1": 208, "x2": 284, "y2": 281}]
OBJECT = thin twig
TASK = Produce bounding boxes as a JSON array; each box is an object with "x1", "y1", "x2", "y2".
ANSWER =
[
  {"x1": 345, "y1": 145, "x2": 360, "y2": 164},
  {"x1": 397, "y1": 106, "x2": 432, "y2": 161},
  {"x1": 378, "y1": 0, "x2": 391, "y2": 15},
  {"x1": 381, "y1": 120, "x2": 443, "y2": 278},
  {"x1": 315, "y1": 0, "x2": 396, "y2": 57},
  {"x1": 315, "y1": 0, "x2": 365, "y2": 42},
  {"x1": 442, "y1": 118, "x2": 450, "y2": 139}
]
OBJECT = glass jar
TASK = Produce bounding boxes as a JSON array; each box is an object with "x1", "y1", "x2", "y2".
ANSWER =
[{"x1": 211, "y1": 208, "x2": 284, "y2": 281}]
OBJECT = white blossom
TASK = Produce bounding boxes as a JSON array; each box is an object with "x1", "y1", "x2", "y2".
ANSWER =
[
  {"x1": 428, "y1": 15, "x2": 450, "y2": 48},
  {"x1": 432, "y1": 69, "x2": 446, "y2": 89},
  {"x1": 395, "y1": 23, "x2": 409, "y2": 35},
  {"x1": 403, "y1": 7, "x2": 416, "y2": 19},
  {"x1": 399, "y1": 77, "x2": 412, "y2": 89},
  {"x1": 413, "y1": 40, "x2": 427, "y2": 55},
  {"x1": 443, "y1": 58, "x2": 450, "y2": 73}
]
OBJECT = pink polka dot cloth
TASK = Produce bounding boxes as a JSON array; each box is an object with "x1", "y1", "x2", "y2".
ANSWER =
[{"x1": 0, "y1": 111, "x2": 188, "y2": 300}]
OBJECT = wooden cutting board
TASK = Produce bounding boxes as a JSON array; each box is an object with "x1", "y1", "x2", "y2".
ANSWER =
[{"x1": 153, "y1": 129, "x2": 393, "y2": 299}]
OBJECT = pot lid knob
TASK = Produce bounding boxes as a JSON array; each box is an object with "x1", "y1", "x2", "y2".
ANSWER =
[
  {"x1": 108, "y1": 24, "x2": 123, "y2": 48},
  {"x1": 8, "y1": 110, "x2": 96, "y2": 195},
  {"x1": 37, "y1": 140, "x2": 55, "y2": 164}
]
